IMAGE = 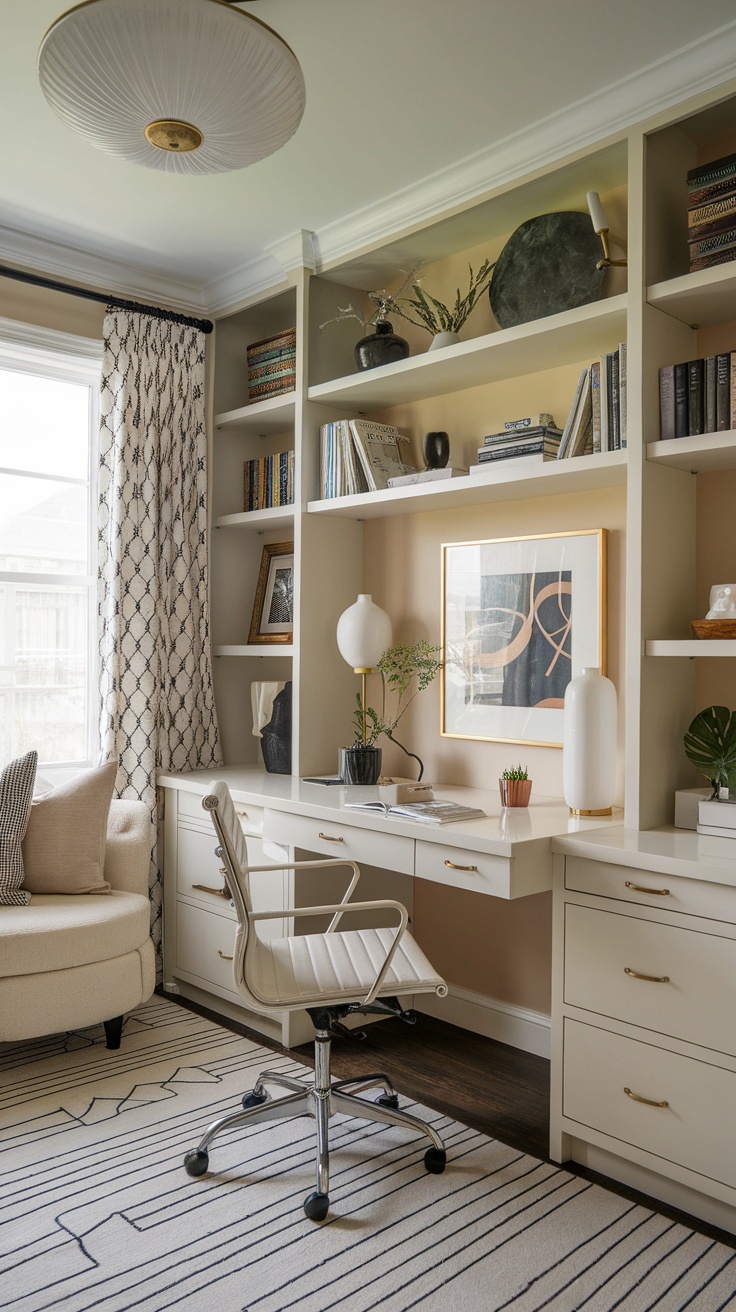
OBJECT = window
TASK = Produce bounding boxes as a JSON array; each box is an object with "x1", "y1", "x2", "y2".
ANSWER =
[{"x1": 0, "y1": 318, "x2": 102, "y2": 769}]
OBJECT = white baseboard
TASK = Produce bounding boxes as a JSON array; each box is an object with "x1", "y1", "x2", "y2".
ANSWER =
[{"x1": 416, "y1": 984, "x2": 550, "y2": 1059}]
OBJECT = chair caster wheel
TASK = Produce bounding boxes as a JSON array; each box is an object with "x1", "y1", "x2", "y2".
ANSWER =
[
  {"x1": 424, "y1": 1147, "x2": 446, "y2": 1174},
  {"x1": 184, "y1": 1149, "x2": 209, "y2": 1177},
  {"x1": 242, "y1": 1087, "x2": 268, "y2": 1109},
  {"x1": 304, "y1": 1191, "x2": 329, "y2": 1221},
  {"x1": 376, "y1": 1092, "x2": 399, "y2": 1109}
]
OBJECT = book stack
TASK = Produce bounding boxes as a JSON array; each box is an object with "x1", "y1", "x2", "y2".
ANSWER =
[
  {"x1": 470, "y1": 415, "x2": 562, "y2": 472},
  {"x1": 687, "y1": 151, "x2": 736, "y2": 273},
  {"x1": 556, "y1": 345, "x2": 627, "y2": 459},
  {"x1": 246, "y1": 328, "x2": 296, "y2": 401},
  {"x1": 319, "y1": 419, "x2": 414, "y2": 498},
  {"x1": 658, "y1": 352, "x2": 735, "y2": 439},
  {"x1": 243, "y1": 450, "x2": 294, "y2": 511}
]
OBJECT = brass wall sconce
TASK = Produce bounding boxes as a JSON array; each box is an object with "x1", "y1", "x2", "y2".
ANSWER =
[{"x1": 586, "y1": 191, "x2": 628, "y2": 269}]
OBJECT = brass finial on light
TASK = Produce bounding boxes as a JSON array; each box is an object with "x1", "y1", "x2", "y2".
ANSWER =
[{"x1": 144, "y1": 120, "x2": 204, "y2": 153}]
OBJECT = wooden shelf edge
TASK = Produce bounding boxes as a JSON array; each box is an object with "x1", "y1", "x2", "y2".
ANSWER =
[
  {"x1": 215, "y1": 506, "x2": 295, "y2": 528},
  {"x1": 645, "y1": 640, "x2": 736, "y2": 656},
  {"x1": 646, "y1": 432, "x2": 736, "y2": 473},
  {"x1": 214, "y1": 645, "x2": 294, "y2": 657}
]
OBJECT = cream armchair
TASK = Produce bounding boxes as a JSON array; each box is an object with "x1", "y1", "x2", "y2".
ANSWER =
[{"x1": 0, "y1": 800, "x2": 155, "y2": 1048}]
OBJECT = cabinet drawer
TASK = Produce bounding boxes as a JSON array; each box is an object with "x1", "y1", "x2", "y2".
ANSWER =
[
  {"x1": 564, "y1": 903, "x2": 736, "y2": 1056},
  {"x1": 416, "y1": 839, "x2": 512, "y2": 897},
  {"x1": 565, "y1": 855, "x2": 736, "y2": 924},
  {"x1": 175, "y1": 901, "x2": 238, "y2": 994},
  {"x1": 177, "y1": 824, "x2": 286, "y2": 939},
  {"x1": 563, "y1": 1018, "x2": 736, "y2": 1191},
  {"x1": 176, "y1": 787, "x2": 263, "y2": 836},
  {"x1": 263, "y1": 808, "x2": 414, "y2": 875}
]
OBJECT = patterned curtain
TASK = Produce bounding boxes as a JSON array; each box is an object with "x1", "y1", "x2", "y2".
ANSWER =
[{"x1": 98, "y1": 309, "x2": 222, "y2": 967}]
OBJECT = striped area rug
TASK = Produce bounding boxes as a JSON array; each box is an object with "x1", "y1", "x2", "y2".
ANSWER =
[{"x1": 1, "y1": 998, "x2": 735, "y2": 1312}]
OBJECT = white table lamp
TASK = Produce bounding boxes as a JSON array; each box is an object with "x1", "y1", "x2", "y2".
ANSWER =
[{"x1": 336, "y1": 594, "x2": 392, "y2": 744}]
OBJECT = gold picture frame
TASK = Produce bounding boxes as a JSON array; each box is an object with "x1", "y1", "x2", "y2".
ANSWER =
[
  {"x1": 248, "y1": 541, "x2": 294, "y2": 645},
  {"x1": 441, "y1": 529, "x2": 607, "y2": 747}
]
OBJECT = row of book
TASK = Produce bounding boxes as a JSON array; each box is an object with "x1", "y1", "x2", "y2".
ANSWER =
[
  {"x1": 658, "y1": 352, "x2": 736, "y2": 440},
  {"x1": 320, "y1": 419, "x2": 413, "y2": 498},
  {"x1": 687, "y1": 150, "x2": 736, "y2": 274},
  {"x1": 550, "y1": 344, "x2": 628, "y2": 462},
  {"x1": 243, "y1": 450, "x2": 294, "y2": 512},
  {"x1": 246, "y1": 327, "x2": 296, "y2": 402}
]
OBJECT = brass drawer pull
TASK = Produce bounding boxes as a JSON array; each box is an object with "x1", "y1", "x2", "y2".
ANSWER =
[
  {"x1": 625, "y1": 880, "x2": 670, "y2": 896},
  {"x1": 217, "y1": 949, "x2": 234, "y2": 961},
  {"x1": 444, "y1": 859, "x2": 478, "y2": 872},
  {"x1": 318, "y1": 832, "x2": 344, "y2": 842},
  {"x1": 192, "y1": 883, "x2": 229, "y2": 899},
  {"x1": 624, "y1": 967, "x2": 670, "y2": 983},
  {"x1": 624, "y1": 1086, "x2": 669, "y2": 1108}
]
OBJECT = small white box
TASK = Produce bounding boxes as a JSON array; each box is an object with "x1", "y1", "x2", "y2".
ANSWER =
[
  {"x1": 377, "y1": 780, "x2": 434, "y2": 806},
  {"x1": 674, "y1": 787, "x2": 711, "y2": 830}
]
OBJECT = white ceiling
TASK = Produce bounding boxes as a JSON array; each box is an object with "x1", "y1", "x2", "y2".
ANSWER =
[{"x1": 2, "y1": 0, "x2": 736, "y2": 313}]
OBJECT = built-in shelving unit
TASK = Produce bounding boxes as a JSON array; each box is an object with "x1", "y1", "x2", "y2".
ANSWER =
[{"x1": 215, "y1": 393, "x2": 296, "y2": 436}]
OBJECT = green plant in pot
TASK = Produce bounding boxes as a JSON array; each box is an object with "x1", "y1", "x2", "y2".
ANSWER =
[
  {"x1": 683, "y1": 705, "x2": 736, "y2": 798},
  {"x1": 391, "y1": 259, "x2": 495, "y2": 351},
  {"x1": 343, "y1": 639, "x2": 443, "y2": 784},
  {"x1": 499, "y1": 764, "x2": 532, "y2": 808}
]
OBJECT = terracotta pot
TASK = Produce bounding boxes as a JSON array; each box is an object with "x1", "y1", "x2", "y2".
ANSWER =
[{"x1": 499, "y1": 778, "x2": 532, "y2": 807}]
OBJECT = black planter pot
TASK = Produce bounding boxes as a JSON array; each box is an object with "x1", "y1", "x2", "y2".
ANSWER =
[
  {"x1": 341, "y1": 744, "x2": 382, "y2": 785},
  {"x1": 354, "y1": 321, "x2": 409, "y2": 372}
]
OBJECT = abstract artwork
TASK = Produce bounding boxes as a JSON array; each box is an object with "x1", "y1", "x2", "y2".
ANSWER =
[{"x1": 442, "y1": 530, "x2": 606, "y2": 746}]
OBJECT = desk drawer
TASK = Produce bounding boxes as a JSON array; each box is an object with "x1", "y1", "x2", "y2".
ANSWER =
[
  {"x1": 263, "y1": 809, "x2": 414, "y2": 875},
  {"x1": 416, "y1": 839, "x2": 512, "y2": 897},
  {"x1": 175, "y1": 901, "x2": 238, "y2": 994},
  {"x1": 176, "y1": 787, "x2": 263, "y2": 836},
  {"x1": 564, "y1": 903, "x2": 736, "y2": 1056},
  {"x1": 565, "y1": 855, "x2": 736, "y2": 924},
  {"x1": 563, "y1": 1018, "x2": 736, "y2": 1191}
]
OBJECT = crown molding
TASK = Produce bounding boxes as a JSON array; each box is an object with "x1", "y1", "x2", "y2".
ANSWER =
[
  {"x1": 3, "y1": 23, "x2": 736, "y2": 314},
  {"x1": 311, "y1": 22, "x2": 736, "y2": 270},
  {"x1": 0, "y1": 222, "x2": 208, "y2": 316}
]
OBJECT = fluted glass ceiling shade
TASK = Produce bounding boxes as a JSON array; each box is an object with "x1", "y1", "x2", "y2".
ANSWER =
[{"x1": 37, "y1": 0, "x2": 306, "y2": 175}]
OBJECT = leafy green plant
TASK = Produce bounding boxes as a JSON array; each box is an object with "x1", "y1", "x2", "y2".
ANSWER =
[
  {"x1": 393, "y1": 259, "x2": 495, "y2": 336},
  {"x1": 684, "y1": 705, "x2": 736, "y2": 796},
  {"x1": 500, "y1": 764, "x2": 529, "y2": 781},
  {"x1": 350, "y1": 639, "x2": 443, "y2": 780}
]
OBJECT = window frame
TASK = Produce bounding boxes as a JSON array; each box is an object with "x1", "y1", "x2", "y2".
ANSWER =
[{"x1": 0, "y1": 316, "x2": 103, "y2": 771}]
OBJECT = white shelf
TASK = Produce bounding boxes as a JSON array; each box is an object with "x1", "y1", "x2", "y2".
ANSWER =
[
  {"x1": 214, "y1": 393, "x2": 296, "y2": 436},
  {"x1": 213, "y1": 645, "x2": 294, "y2": 658},
  {"x1": 648, "y1": 264, "x2": 736, "y2": 329},
  {"x1": 215, "y1": 505, "x2": 294, "y2": 530},
  {"x1": 308, "y1": 296, "x2": 628, "y2": 410},
  {"x1": 645, "y1": 640, "x2": 736, "y2": 656},
  {"x1": 646, "y1": 431, "x2": 736, "y2": 474},
  {"x1": 308, "y1": 449, "x2": 627, "y2": 520}
]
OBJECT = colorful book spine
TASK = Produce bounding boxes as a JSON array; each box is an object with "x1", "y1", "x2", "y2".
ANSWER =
[
  {"x1": 689, "y1": 229, "x2": 736, "y2": 260},
  {"x1": 243, "y1": 451, "x2": 295, "y2": 511},
  {"x1": 687, "y1": 150, "x2": 736, "y2": 189},
  {"x1": 717, "y1": 354, "x2": 731, "y2": 431},
  {"x1": 688, "y1": 194, "x2": 736, "y2": 228}
]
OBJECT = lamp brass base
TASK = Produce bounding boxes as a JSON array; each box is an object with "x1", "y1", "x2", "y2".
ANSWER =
[{"x1": 568, "y1": 806, "x2": 613, "y2": 817}]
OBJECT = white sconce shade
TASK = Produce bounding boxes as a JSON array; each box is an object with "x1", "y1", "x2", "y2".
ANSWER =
[
  {"x1": 586, "y1": 191, "x2": 610, "y2": 234},
  {"x1": 37, "y1": 0, "x2": 306, "y2": 175},
  {"x1": 336, "y1": 595, "x2": 392, "y2": 671}
]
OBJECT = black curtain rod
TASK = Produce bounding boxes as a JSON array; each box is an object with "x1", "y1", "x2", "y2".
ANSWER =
[{"x1": 0, "y1": 261, "x2": 214, "y2": 335}]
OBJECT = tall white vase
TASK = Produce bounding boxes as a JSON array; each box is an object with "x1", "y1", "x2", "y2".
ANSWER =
[{"x1": 562, "y1": 666, "x2": 617, "y2": 815}]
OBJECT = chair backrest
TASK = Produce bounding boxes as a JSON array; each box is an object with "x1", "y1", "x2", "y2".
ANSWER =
[{"x1": 202, "y1": 780, "x2": 254, "y2": 964}]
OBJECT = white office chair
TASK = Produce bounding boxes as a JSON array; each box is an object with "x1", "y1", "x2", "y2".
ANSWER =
[{"x1": 183, "y1": 781, "x2": 448, "y2": 1221}]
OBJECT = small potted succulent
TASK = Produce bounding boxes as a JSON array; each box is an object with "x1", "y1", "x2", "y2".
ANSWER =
[{"x1": 499, "y1": 764, "x2": 532, "y2": 808}]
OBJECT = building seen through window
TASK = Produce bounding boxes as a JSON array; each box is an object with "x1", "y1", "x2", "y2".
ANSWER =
[{"x1": 0, "y1": 323, "x2": 100, "y2": 767}]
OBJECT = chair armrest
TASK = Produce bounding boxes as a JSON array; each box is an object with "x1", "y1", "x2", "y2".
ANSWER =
[
  {"x1": 247, "y1": 857, "x2": 360, "y2": 927},
  {"x1": 251, "y1": 899, "x2": 409, "y2": 1005}
]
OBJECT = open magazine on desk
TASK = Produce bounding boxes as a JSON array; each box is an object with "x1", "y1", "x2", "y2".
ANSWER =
[{"x1": 344, "y1": 799, "x2": 486, "y2": 824}]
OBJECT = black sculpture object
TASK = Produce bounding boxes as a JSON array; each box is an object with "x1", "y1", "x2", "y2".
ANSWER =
[
  {"x1": 260, "y1": 681, "x2": 292, "y2": 774},
  {"x1": 423, "y1": 431, "x2": 450, "y2": 469}
]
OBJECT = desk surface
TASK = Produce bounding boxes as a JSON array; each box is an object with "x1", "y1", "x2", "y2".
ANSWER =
[{"x1": 158, "y1": 766, "x2": 621, "y2": 862}]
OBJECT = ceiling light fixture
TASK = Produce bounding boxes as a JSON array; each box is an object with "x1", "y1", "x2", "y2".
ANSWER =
[{"x1": 37, "y1": 0, "x2": 306, "y2": 175}]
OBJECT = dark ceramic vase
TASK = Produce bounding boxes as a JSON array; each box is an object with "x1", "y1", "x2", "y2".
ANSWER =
[
  {"x1": 260, "y1": 681, "x2": 292, "y2": 774},
  {"x1": 423, "y1": 431, "x2": 450, "y2": 469},
  {"x1": 341, "y1": 744, "x2": 382, "y2": 785},
  {"x1": 354, "y1": 321, "x2": 409, "y2": 372}
]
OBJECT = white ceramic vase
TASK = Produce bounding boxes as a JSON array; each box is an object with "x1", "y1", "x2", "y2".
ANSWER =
[
  {"x1": 562, "y1": 666, "x2": 617, "y2": 815},
  {"x1": 427, "y1": 330, "x2": 460, "y2": 352}
]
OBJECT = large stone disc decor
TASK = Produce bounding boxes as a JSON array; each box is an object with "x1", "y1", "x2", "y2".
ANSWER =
[{"x1": 489, "y1": 211, "x2": 605, "y2": 329}]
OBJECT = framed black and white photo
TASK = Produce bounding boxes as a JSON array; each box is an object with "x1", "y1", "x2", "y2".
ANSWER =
[
  {"x1": 442, "y1": 529, "x2": 606, "y2": 746},
  {"x1": 248, "y1": 541, "x2": 294, "y2": 645}
]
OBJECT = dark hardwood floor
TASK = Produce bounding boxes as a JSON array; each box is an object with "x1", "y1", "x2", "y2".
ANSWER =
[{"x1": 162, "y1": 989, "x2": 736, "y2": 1250}]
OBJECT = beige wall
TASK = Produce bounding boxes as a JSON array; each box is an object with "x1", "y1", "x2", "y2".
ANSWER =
[
  {"x1": 0, "y1": 277, "x2": 105, "y2": 339},
  {"x1": 363, "y1": 478, "x2": 626, "y2": 1016}
]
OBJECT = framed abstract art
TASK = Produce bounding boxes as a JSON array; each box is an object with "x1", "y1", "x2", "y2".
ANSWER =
[{"x1": 441, "y1": 529, "x2": 606, "y2": 747}]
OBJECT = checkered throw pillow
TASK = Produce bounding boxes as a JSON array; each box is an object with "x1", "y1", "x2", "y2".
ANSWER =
[{"x1": 0, "y1": 751, "x2": 38, "y2": 905}]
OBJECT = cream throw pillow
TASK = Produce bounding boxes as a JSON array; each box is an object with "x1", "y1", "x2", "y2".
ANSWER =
[{"x1": 21, "y1": 761, "x2": 117, "y2": 895}]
